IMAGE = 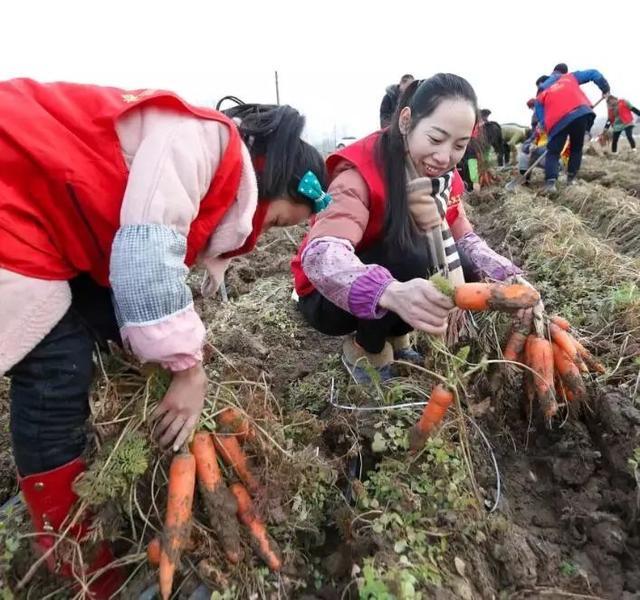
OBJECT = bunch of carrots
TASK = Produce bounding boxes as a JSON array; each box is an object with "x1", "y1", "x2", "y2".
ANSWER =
[
  {"x1": 148, "y1": 408, "x2": 282, "y2": 600},
  {"x1": 503, "y1": 313, "x2": 605, "y2": 419},
  {"x1": 410, "y1": 280, "x2": 542, "y2": 451},
  {"x1": 409, "y1": 280, "x2": 606, "y2": 449}
]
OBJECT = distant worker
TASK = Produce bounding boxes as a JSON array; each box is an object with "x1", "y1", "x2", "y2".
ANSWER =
[
  {"x1": 535, "y1": 65, "x2": 610, "y2": 191},
  {"x1": 379, "y1": 74, "x2": 415, "y2": 128},
  {"x1": 501, "y1": 124, "x2": 529, "y2": 165},
  {"x1": 604, "y1": 95, "x2": 640, "y2": 153},
  {"x1": 478, "y1": 108, "x2": 504, "y2": 165}
]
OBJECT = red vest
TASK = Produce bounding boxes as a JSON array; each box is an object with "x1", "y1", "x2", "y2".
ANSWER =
[
  {"x1": 608, "y1": 99, "x2": 634, "y2": 127},
  {"x1": 291, "y1": 131, "x2": 464, "y2": 297},
  {"x1": 0, "y1": 79, "x2": 243, "y2": 286},
  {"x1": 539, "y1": 74, "x2": 591, "y2": 133}
]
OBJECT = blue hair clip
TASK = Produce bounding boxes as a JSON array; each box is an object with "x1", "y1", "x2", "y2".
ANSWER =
[{"x1": 297, "y1": 171, "x2": 332, "y2": 213}]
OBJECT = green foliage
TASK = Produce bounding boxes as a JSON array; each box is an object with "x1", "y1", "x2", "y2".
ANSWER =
[
  {"x1": 429, "y1": 274, "x2": 455, "y2": 299},
  {"x1": 0, "y1": 506, "x2": 23, "y2": 593},
  {"x1": 359, "y1": 561, "x2": 393, "y2": 599},
  {"x1": 358, "y1": 559, "x2": 424, "y2": 599},
  {"x1": 75, "y1": 432, "x2": 150, "y2": 505},
  {"x1": 284, "y1": 460, "x2": 339, "y2": 547},
  {"x1": 286, "y1": 354, "x2": 345, "y2": 413},
  {"x1": 628, "y1": 447, "x2": 640, "y2": 480},
  {"x1": 371, "y1": 415, "x2": 411, "y2": 454},
  {"x1": 559, "y1": 560, "x2": 579, "y2": 577},
  {"x1": 354, "y1": 435, "x2": 476, "y2": 590},
  {"x1": 609, "y1": 282, "x2": 640, "y2": 310}
]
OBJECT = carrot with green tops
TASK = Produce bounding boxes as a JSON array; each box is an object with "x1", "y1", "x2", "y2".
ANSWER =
[
  {"x1": 159, "y1": 449, "x2": 196, "y2": 600},
  {"x1": 524, "y1": 334, "x2": 557, "y2": 418},
  {"x1": 409, "y1": 384, "x2": 455, "y2": 451},
  {"x1": 430, "y1": 276, "x2": 540, "y2": 312},
  {"x1": 191, "y1": 432, "x2": 242, "y2": 563},
  {"x1": 213, "y1": 434, "x2": 260, "y2": 495},
  {"x1": 216, "y1": 407, "x2": 255, "y2": 443},
  {"x1": 230, "y1": 483, "x2": 282, "y2": 571}
]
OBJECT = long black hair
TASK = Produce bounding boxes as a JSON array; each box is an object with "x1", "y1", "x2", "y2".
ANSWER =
[
  {"x1": 376, "y1": 73, "x2": 478, "y2": 255},
  {"x1": 217, "y1": 97, "x2": 327, "y2": 203}
]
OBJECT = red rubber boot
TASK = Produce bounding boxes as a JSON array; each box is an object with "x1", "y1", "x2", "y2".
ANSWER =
[{"x1": 19, "y1": 457, "x2": 125, "y2": 599}]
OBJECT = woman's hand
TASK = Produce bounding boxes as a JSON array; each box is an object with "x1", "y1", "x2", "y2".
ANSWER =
[
  {"x1": 152, "y1": 363, "x2": 207, "y2": 451},
  {"x1": 379, "y1": 279, "x2": 454, "y2": 336}
]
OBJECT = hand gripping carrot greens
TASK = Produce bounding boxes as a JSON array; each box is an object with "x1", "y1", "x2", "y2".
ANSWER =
[{"x1": 153, "y1": 410, "x2": 281, "y2": 593}]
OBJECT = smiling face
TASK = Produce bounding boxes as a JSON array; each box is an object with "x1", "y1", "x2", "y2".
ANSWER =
[{"x1": 400, "y1": 98, "x2": 476, "y2": 178}]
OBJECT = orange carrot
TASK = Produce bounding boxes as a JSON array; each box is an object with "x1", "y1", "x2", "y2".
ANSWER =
[
  {"x1": 550, "y1": 315, "x2": 571, "y2": 331},
  {"x1": 503, "y1": 330, "x2": 528, "y2": 362},
  {"x1": 552, "y1": 343, "x2": 586, "y2": 403},
  {"x1": 524, "y1": 335, "x2": 557, "y2": 418},
  {"x1": 230, "y1": 483, "x2": 282, "y2": 572},
  {"x1": 503, "y1": 310, "x2": 533, "y2": 362},
  {"x1": 159, "y1": 449, "x2": 196, "y2": 600},
  {"x1": 453, "y1": 282, "x2": 540, "y2": 312},
  {"x1": 217, "y1": 407, "x2": 255, "y2": 443},
  {"x1": 409, "y1": 384, "x2": 455, "y2": 451},
  {"x1": 191, "y1": 432, "x2": 242, "y2": 563},
  {"x1": 548, "y1": 323, "x2": 580, "y2": 364},
  {"x1": 569, "y1": 336, "x2": 606, "y2": 375},
  {"x1": 147, "y1": 537, "x2": 161, "y2": 566},
  {"x1": 213, "y1": 434, "x2": 260, "y2": 495},
  {"x1": 192, "y1": 432, "x2": 223, "y2": 490}
]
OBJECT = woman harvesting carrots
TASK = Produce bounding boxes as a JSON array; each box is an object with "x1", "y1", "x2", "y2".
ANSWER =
[
  {"x1": 0, "y1": 79, "x2": 329, "y2": 597},
  {"x1": 291, "y1": 73, "x2": 540, "y2": 383}
]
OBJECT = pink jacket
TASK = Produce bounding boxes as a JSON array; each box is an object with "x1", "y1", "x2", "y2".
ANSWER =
[{"x1": 0, "y1": 106, "x2": 257, "y2": 376}]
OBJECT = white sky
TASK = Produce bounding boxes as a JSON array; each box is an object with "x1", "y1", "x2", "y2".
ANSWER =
[{"x1": 3, "y1": 0, "x2": 639, "y2": 144}]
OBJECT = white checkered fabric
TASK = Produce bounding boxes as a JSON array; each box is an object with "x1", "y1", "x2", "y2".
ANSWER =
[{"x1": 110, "y1": 224, "x2": 193, "y2": 327}]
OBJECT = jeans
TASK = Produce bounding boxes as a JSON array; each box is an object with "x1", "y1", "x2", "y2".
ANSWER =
[
  {"x1": 545, "y1": 114, "x2": 592, "y2": 182},
  {"x1": 8, "y1": 276, "x2": 119, "y2": 476},
  {"x1": 612, "y1": 126, "x2": 636, "y2": 152}
]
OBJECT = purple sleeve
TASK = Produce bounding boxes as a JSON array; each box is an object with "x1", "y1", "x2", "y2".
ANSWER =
[
  {"x1": 301, "y1": 237, "x2": 394, "y2": 319},
  {"x1": 456, "y1": 231, "x2": 523, "y2": 281}
]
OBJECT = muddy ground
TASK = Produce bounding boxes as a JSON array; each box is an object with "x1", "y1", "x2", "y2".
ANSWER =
[{"x1": 0, "y1": 150, "x2": 639, "y2": 599}]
